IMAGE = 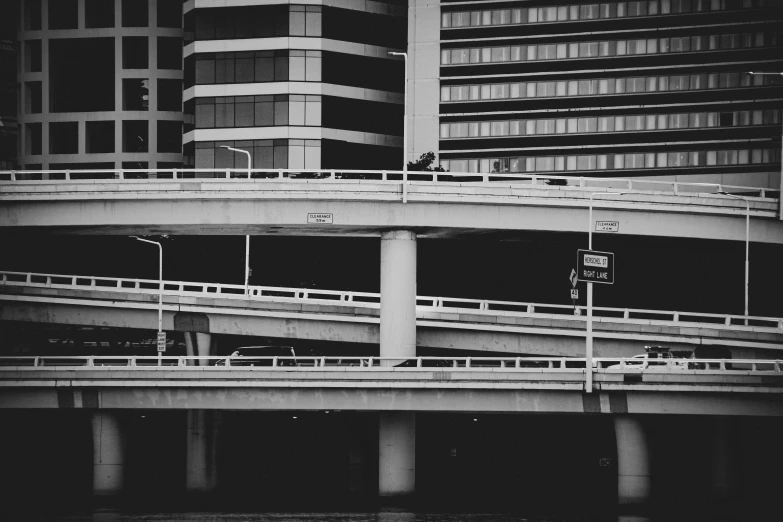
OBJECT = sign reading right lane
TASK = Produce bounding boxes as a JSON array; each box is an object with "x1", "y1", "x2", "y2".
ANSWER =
[{"x1": 577, "y1": 249, "x2": 614, "y2": 284}]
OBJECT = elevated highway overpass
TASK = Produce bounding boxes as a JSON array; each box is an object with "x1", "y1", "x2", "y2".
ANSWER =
[
  {"x1": 1, "y1": 355, "x2": 781, "y2": 416},
  {"x1": 2, "y1": 271, "x2": 781, "y2": 358},
  {"x1": 1, "y1": 169, "x2": 781, "y2": 243}
]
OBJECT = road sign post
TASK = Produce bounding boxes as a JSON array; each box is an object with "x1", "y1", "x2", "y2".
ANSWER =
[{"x1": 577, "y1": 249, "x2": 615, "y2": 393}]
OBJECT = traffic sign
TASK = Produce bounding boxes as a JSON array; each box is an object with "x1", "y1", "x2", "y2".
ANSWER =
[
  {"x1": 157, "y1": 331, "x2": 166, "y2": 352},
  {"x1": 570, "y1": 288, "x2": 578, "y2": 299},
  {"x1": 595, "y1": 221, "x2": 619, "y2": 232},
  {"x1": 577, "y1": 249, "x2": 614, "y2": 284},
  {"x1": 569, "y1": 269, "x2": 578, "y2": 288}
]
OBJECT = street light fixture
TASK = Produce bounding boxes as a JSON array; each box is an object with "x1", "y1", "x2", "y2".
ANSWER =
[
  {"x1": 388, "y1": 51, "x2": 408, "y2": 177},
  {"x1": 132, "y1": 236, "x2": 164, "y2": 357},
  {"x1": 585, "y1": 191, "x2": 631, "y2": 392},
  {"x1": 719, "y1": 192, "x2": 750, "y2": 324},
  {"x1": 220, "y1": 145, "x2": 252, "y2": 178},
  {"x1": 220, "y1": 145, "x2": 252, "y2": 295}
]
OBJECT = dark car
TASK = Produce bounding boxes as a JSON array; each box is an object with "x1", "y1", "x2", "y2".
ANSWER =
[{"x1": 215, "y1": 346, "x2": 297, "y2": 366}]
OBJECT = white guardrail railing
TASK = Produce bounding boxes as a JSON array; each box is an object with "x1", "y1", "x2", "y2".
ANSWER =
[
  {"x1": 0, "y1": 355, "x2": 780, "y2": 374},
  {"x1": 0, "y1": 168, "x2": 777, "y2": 199},
  {"x1": 1, "y1": 271, "x2": 782, "y2": 330}
]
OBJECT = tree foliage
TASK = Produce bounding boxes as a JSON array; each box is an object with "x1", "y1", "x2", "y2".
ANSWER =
[{"x1": 407, "y1": 151, "x2": 446, "y2": 172}]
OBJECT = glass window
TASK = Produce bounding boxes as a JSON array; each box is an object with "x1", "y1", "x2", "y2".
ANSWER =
[
  {"x1": 157, "y1": 0, "x2": 181, "y2": 28},
  {"x1": 122, "y1": 79, "x2": 149, "y2": 110},
  {"x1": 49, "y1": 121, "x2": 78, "y2": 154},
  {"x1": 290, "y1": 51, "x2": 305, "y2": 81},
  {"x1": 490, "y1": 84, "x2": 509, "y2": 99},
  {"x1": 274, "y1": 95, "x2": 288, "y2": 125},
  {"x1": 491, "y1": 121, "x2": 509, "y2": 136},
  {"x1": 480, "y1": 122, "x2": 490, "y2": 136},
  {"x1": 254, "y1": 96, "x2": 273, "y2": 126},
  {"x1": 123, "y1": 37, "x2": 148, "y2": 69},
  {"x1": 196, "y1": 100, "x2": 215, "y2": 128},
  {"x1": 305, "y1": 51, "x2": 321, "y2": 82},
  {"x1": 49, "y1": 0, "x2": 77, "y2": 30},
  {"x1": 579, "y1": 42, "x2": 599, "y2": 57},
  {"x1": 158, "y1": 37, "x2": 183, "y2": 70},
  {"x1": 580, "y1": 4, "x2": 600, "y2": 19},
  {"x1": 86, "y1": 0, "x2": 114, "y2": 28},
  {"x1": 491, "y1": 47, "x2": 510, "y2": 62},
  {"x1": 290, "y1": 6, "x2": 305, "y2": 36},
  {"x1": 305, "y1": 6, "x2": 322, "y2": 37},
  {"x1": 122, "y1": 0, "x2": 148, "y2": 27},
  {"x1": 86, "y1": 121, "x2": 114, "y2": 153},
  {"x1": 122, "y1": 120, "x2": 148, "y2": 152},
  {"x1": 289, "y1": 95, "x2": 305, "y2": 126}
]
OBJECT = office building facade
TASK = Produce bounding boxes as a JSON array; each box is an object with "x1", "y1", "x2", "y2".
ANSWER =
[
  {"x1": 182, "y1": 0, "x2": 406, "y2": 171},
  {"x1": 16, "y1": 0, "x2": 185, "y2": 171},
  {"x1": 412, "y1": 0, "x2": 782, "y2": 187}
]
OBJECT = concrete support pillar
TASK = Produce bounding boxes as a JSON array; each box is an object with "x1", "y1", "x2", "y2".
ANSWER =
[
  {"x1": 614, "y1": 416, "x2": 651, "y2": 505},
  {"x1": 710, "y1": 417, "x2": 736, "y2": 501},
  {"x1": 378, "y1": 412, "x2": 415, "y2": 497},
  {"x1": 184, "y1": 332, "x2": 213, "y2": 366},
  {"x1": 186, "y1": 410, "x2": 220, "y2": 493},
  {"x1": 380, "y1": 230, "x2": 417, "y2": 364},
  {"x1": 91, "y1": 411, "x2": 124, "y2": 496}
]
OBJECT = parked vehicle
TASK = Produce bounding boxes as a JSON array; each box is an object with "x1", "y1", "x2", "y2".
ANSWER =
[
  {"x1": 621, "y1": 346, "x2": 691, "y2": 370},
  {"x1": 215, "y1": 346, "x2": 297, "y2": 366}
]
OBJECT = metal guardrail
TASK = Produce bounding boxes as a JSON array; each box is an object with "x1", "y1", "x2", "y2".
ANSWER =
[
  {"x1": 2, "y1": 270, "x2": 782, "y2": 330},
  {"x1": 0, "y1": 168, "x2": 776, "y2": 200},
  {"x1": 0, "y1": 355, "x2": 780, "y2": 374}
]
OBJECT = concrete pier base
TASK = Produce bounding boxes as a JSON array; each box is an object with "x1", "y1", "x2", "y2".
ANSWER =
[
  {"x1": 186, "y1": 409, "x2": 221, "y2": 492},
  {"x1": 711, "y1": 417, "x2": 737, "y2": 501},
  {"x1": 615, "y1": 416, "x2": 651, "y2": 505},
  {"x1": 379, "y1": 411, "x2": 415, "y2": 496},
  {"x1": 380, "y1": 230, "x2": 416, "y2": 365},
  {"x1": 92, "y1": 411, "x2": 124, "y2": 495}
]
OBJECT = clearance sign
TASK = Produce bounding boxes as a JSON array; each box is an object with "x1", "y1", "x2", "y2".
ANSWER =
[{"x1": 576, "y1": 249, "x2": 614, "y2": 284}]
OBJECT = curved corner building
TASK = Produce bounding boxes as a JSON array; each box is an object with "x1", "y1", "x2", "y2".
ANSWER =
[
  {"x1": 182, "y1": 0, "x2": 407, "y2": 172},
  {"x1": 16, "y1": 0, "x2": 185, "y2": 171}
]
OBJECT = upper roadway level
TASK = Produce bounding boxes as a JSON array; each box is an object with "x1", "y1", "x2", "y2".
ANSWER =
[
  {"x1": 1, "y1": 169, "x2": 781, "y2": 243},
  {"x1": 3, "y1": 271, "x2": 781, "y2": 358}
]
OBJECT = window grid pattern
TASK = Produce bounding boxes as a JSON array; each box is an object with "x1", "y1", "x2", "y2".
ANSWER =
[
  {"x1": 441, "y1": 72, "x2": 782, "y2": 102},
  {"x1": 440, "y1": 110, "x2": 781, "y2": 139},
  {"x1": 442, "y1": 0, "x2": 774, "y2": 28},
  {"x1": 441, "y1": 148, "x2": 781, "y2": 174},
  {"x1": 195, "y1": 95, "x2": 322, "y2": 129},
  {"x1": 194, "y1": 139, "x2": 321, "y2": 170},
  {"x1": 195, "y1": 51, "x2": 321, "y2": 85},
  {"x1": 441, "y1": 32, "x2": 779, "y2": 65},
  {"x1": 194, "y1": 5, "x2": 321, "y2": 40}
]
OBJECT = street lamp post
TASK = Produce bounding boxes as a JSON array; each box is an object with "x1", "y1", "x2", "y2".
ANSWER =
[
  {"x1": 585, "y1": 191, "x2": 630, "y2": 392},
  {"x1": 220, "y1": 146, "x2": 252, "y2": 295},
  {"x1": 132, "y1": 237, "x2": 163, "y2": 357},
  {"x1": 746, "y1": 72, "x2": 783, "y2": 221},
  {"x1": 719, "y1": 192, "x2": 750, "y2": 323},
  {"x1": 388, "y1": 52, "x2": 408, "y2": 177},
  {"x1": 220, "y1": 145, "x2": 252, "y2": 178}
]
